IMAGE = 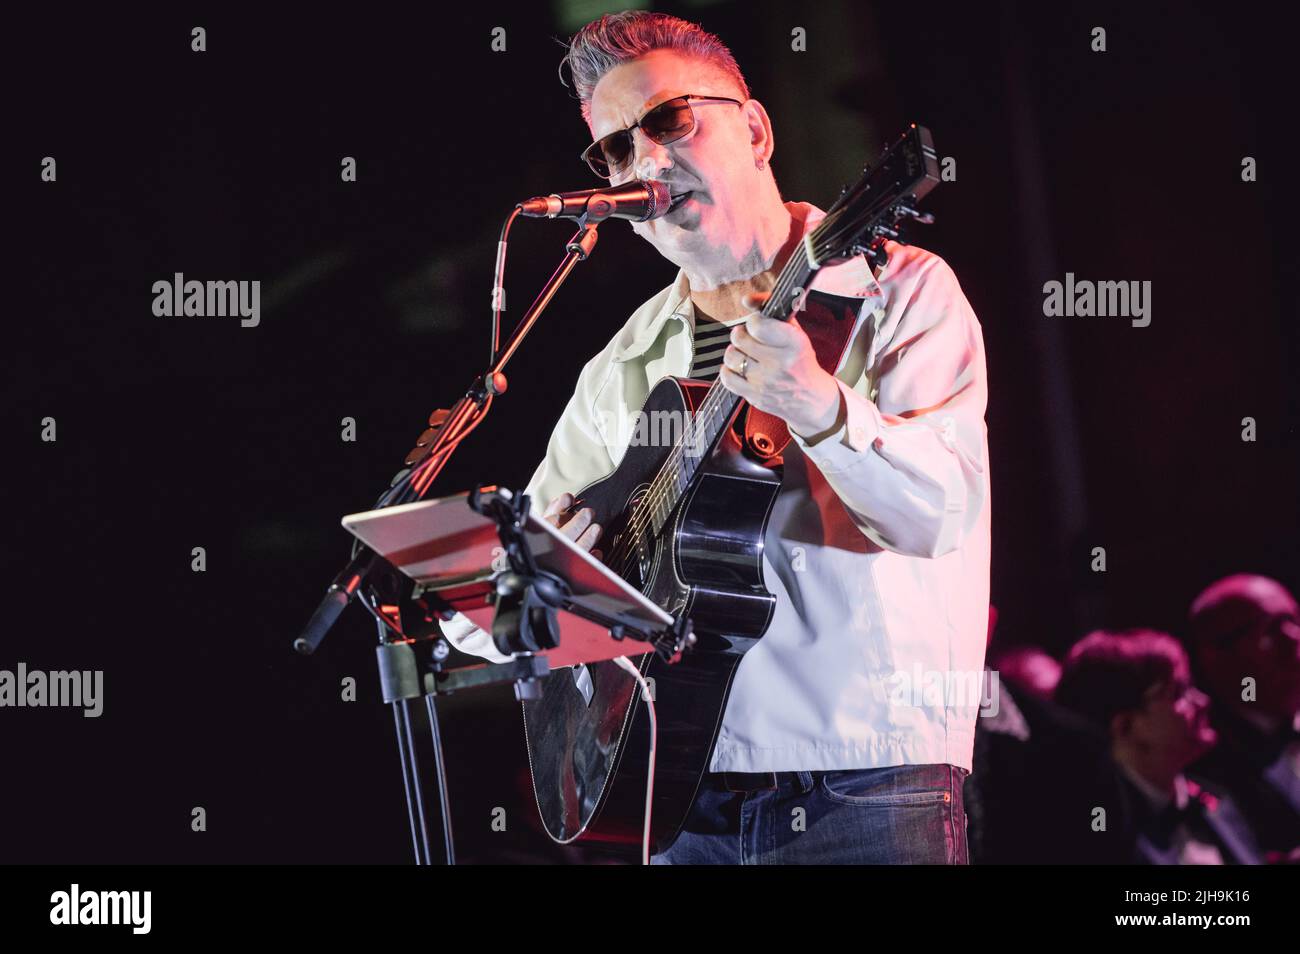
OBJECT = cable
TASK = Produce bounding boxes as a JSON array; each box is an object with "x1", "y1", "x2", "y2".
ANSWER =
[
  {"x1": 612, "y1": 654, "x2": 657, "y2": 865},
  {"x1": 358, "y1": 589, "x2": 407, "y2": 640},
  {"x1": 492, "y1": 207, "x2": 521, "y2": 364}
]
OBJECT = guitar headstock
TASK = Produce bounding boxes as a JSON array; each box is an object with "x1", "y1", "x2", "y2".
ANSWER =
[{"x1": 815, "y1": 123, "x2": 940, "y2": 268}]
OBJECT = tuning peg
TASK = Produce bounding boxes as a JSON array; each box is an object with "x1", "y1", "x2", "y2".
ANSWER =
[
  {"x1": 896, "y1": 205, "x2": 935, "y2": 225},
  {"x1": 866, "y1": 239, "x2": 889, "y2": 269}
]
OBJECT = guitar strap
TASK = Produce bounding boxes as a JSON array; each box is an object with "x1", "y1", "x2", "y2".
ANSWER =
[{"x1": 739, "y1": 287, "x2": 864, "y2": 461}]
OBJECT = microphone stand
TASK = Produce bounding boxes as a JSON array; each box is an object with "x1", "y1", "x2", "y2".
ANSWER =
[
  {"x1": 293, "y1": 211, "x2": 603, "y2": 864},
  {"x1": 296, "y1": 216, "x2": 601, "y2": 653}
]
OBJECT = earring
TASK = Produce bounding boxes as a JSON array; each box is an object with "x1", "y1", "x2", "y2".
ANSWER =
[{"x1": 756, "y1": 157, "x2": 766, "y2": 170}]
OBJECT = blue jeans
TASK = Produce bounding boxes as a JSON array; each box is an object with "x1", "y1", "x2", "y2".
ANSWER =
[{"x1": 651, "y1": 764, "x2": 970, "y2": 864}]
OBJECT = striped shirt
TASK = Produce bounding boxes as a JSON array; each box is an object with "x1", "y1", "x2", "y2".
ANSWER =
[{"x1": 688, "y1": 316, "x2": 746, "y2": 381}]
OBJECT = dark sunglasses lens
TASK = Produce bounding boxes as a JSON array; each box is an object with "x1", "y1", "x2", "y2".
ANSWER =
[
  {"x1": 642, "y1": 100, "x2": 694, "y2": 142},
  {"x1": 586, "y1": 132, "x2": 632, "y2": 177}
]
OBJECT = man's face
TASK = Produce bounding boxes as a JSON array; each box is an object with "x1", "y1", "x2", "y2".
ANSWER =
[
  {"x1": 1125, "y1": 675, "x2": 1218, "y2": 769},
  {"x1": 1199, "y1": 580, "x2": 1300, "y2": 719},
  {"x1": 587, "y1": 50, "x2": 763, "y2": 270}
]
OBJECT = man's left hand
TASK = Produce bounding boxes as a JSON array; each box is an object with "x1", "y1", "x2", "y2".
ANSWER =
[{"x1": 719, "y1": 291, "x2": 844, "y2": 440}]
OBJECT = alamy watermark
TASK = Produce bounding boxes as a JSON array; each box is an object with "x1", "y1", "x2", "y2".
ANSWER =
[
  {"x1": 152, "y1": 273, "x2": 260, "y2": 327},
  {"x1": 885, "y1": 665, "x2": 1000, "y2": 717},
  {"x1": 1043, "y1": 273, "x2": 1151, "y2": 327},
  {"x1": 50, "y1": 884, "x2": 150, "y2": 934},
  {"x1": 0, "y1": 663, "x2": 103, "y2": 717},
  {"x1": 594, "y1": 407, "x2": 711, "y2": 456}
]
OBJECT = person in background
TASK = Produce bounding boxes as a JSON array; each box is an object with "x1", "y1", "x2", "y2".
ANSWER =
[
  {"x1": 1185, "y1": 574, "x2": 1300, "y2": 862},
  {"x1": 992, "y1": 644, "x2": 1062, "y2": 702},
  {"x1": 1055, "y1": 629, "x2": 1262, "y2": 865}
]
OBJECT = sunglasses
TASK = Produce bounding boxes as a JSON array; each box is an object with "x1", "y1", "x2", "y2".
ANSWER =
[{"x1": 580, "y1": 94, "x2": 745, "y2": 180}]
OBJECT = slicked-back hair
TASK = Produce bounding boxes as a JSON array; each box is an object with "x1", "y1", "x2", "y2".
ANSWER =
[{"x1": 559, "y1": 11, "x2": 751, "y2": 125}]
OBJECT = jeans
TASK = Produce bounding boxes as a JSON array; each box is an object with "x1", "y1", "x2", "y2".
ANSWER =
[{"x1": 651, "y1": 763, "x2": 970, "y2": 864}]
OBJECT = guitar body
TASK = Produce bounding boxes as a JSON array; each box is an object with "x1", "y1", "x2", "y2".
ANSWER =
[{"x1": 522, "y1": 376, "x2": 781, "y2": 851}]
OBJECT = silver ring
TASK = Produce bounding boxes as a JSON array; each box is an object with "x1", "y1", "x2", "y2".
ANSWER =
[{"x1": 738, "y1": 355, "x2": 749, "y2": 379}]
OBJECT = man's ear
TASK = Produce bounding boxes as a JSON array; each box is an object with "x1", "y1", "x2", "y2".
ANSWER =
[{"x1": 743, "y1": 98, "x2": 775, "y2": 164}]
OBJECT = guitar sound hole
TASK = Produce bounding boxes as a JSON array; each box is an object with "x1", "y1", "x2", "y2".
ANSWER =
[{"x1": 611, "y1": 486, "x2": 655, "y2": 587}]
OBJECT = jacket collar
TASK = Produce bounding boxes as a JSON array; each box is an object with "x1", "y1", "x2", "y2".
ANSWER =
[{"x1": 611, "y1": 200, "x2": 883, "y2": 364}]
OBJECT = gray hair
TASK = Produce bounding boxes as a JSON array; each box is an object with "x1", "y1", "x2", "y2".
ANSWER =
[{"x1": 559, "y1": 11, "x2": 751, "y2": 126}]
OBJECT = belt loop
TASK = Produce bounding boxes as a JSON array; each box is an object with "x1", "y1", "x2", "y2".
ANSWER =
[
  {"x1": 797, "y1": 770, "x2": 815, "y2": 794},
  {"x1": 721, "y1": 771, "x2": 779, "y2": 792}
]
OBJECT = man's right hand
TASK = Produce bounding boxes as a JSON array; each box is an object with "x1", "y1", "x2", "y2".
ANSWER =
[{"x1": 542, "y1": 492, "x2": 603, "y2": 559}]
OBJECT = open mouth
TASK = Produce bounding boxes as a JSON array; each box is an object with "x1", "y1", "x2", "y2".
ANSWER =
[{"x1": 668, "y1": 191, "x2": 694, "y2": 213}]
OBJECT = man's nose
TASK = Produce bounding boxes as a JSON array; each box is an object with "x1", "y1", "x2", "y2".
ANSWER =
[{"x1": 629, "y1": 126, "x2": 674, "y2": 180}]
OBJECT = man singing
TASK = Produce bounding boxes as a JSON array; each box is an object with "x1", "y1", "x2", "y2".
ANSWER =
[{"x1": 444, "y1": 10, "x2": 991, "y2": 864}]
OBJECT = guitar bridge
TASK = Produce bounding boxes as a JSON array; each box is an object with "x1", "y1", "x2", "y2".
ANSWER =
[{"x1": 571, "y1": 663, "x2": 595, "y2": 707}]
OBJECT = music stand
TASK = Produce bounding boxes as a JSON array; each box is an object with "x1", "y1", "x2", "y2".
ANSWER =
[{"x1": 339, "y1": 484, "x2": 693, "y2": 864}]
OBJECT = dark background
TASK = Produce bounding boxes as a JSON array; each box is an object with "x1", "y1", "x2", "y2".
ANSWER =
[{"x1": 7, "y1": 1, "x2": 1296, "y2": 863}]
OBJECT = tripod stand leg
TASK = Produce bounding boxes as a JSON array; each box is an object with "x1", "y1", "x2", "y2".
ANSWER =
[{"x1": 392, "y1": 698, "x2": 433, "y2": 864}]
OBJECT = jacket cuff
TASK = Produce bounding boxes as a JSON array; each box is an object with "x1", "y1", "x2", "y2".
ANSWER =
[{"x1": 789, "y1": 377, "x2": 881, "y2": 473}]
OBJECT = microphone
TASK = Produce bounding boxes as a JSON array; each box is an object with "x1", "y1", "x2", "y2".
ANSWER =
[{"x1": 517, "y1": 179, "x2": 673, "y2": 222}]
